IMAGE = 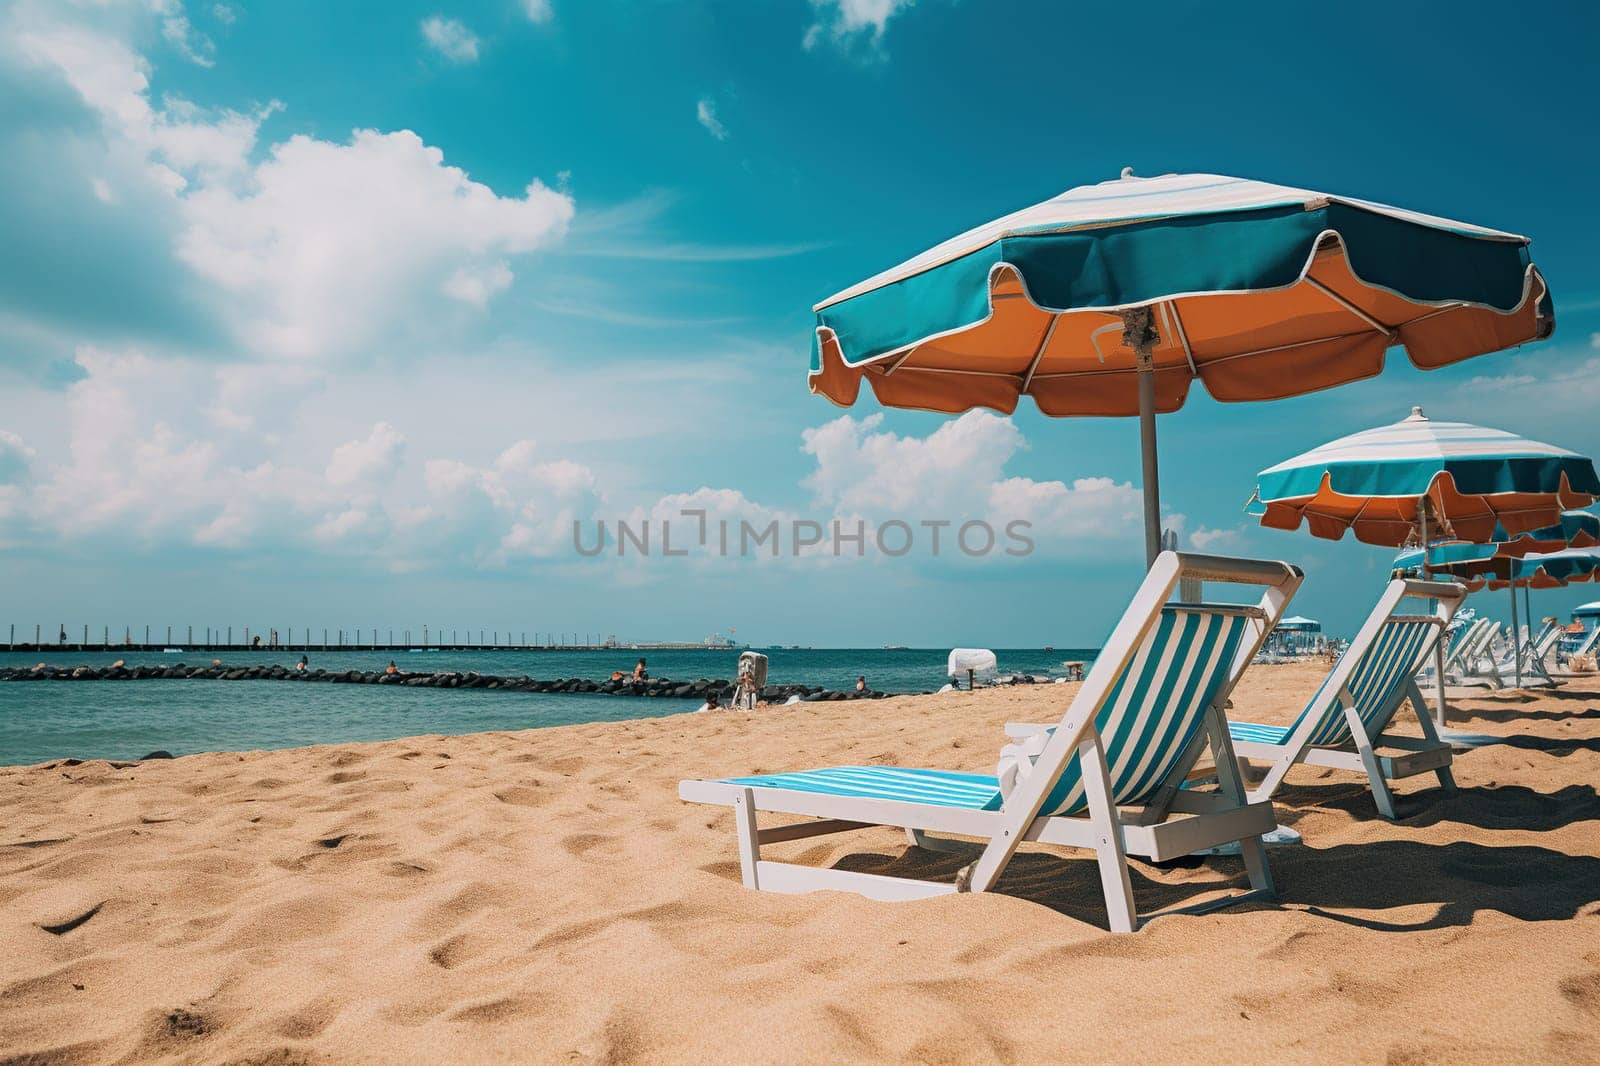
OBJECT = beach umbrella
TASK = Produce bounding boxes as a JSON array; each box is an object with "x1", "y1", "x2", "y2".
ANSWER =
[
  {"x1": 1254, "y1": 409, "x2": 1599, "y2": 547},
  {"x1": 1393, "y1": 543, "x2": 1600, "y2": 687},
  {"x1": 1394, "y1": 510, "x2": 1598, "y2": 679},
  {"x1": 1253, "y1": 409, "x2": 1597, "y2": 722},
  {"x1": 810, "y1": 170, "x2": 1554, "y2": 565}
]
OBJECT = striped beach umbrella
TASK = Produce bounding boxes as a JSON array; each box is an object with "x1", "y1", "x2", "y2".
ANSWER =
[
  {"x1": 1392, "y1": 511, "x2": 1599, "y2": 572},
  {"x1": 1393, "y1": 537, "x2": 1600, "y2": 687},
  {"x1": 1253, "y1": 408, "x2": 1599, "y2": 547},
  {"x1": 810, "y1": 170, "x2": 1554, "y2": 564}
]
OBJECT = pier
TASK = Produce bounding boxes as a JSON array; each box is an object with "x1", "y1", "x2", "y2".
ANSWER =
[{"x1": 3, "y1": 623, "x2": 741, "y2": 655}]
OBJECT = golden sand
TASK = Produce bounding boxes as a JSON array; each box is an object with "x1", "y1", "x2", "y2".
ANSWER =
[{"x1": 3, "y1": 662, "x2": 1598, "y2": 1064}]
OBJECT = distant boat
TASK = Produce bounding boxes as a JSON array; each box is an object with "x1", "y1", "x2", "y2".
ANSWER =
[
  {"x1": 1043, "y1": 645, "x2": 1055, "y2": 652},
  {"x1": 882, "y1": 644, "x2": 909, "y2": 651},
  {"x1": 161, "y1": 648, "x2": 184, "y2": 654}
]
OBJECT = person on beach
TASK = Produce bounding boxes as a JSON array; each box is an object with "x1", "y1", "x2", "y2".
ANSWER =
[
  {"x1": 632, "y1": 658, "x2": 647, "y2": 681},
  {"x1": 385, "y1": 661, "x2": 399, "y2": 675},
  {"x1": 855, "y1": 676, "x2": 867, "y2": 693},
  {"x1": 297, "y1": 655, "x2": 308, "y2": 672}
]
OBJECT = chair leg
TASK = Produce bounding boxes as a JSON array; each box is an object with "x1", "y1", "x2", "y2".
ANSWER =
[
  {"x1": 1205, "y1": 707, "x2": 1275, "y2": 896},
  {"x1": 1078, "y1": 733, "x2": 1137, "y2": 933},
  {"x1": 733, "y1": 788, "x2": 762, "y2": 889},
  {"x1": 1342, "y1": 705, "x2": 1397, "y2": 819},
  {"x1": 1406, "y1": 682, "x2": 1457, "y2": 796}
]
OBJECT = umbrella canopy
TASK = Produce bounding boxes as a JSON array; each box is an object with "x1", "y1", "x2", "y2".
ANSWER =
[
  {"x1": 1253, "y1": 408, "x2": 1599, "y2": 546},
  {"x1": 1393, "y1": 545, "x2": 1600, "y2": 591},
  {"x1": 808, "y1": 170, "x2": 1554, "y2": 563},
  {"x1": 1392, "y1": 511, "x2": 1600, "y2": 572}
]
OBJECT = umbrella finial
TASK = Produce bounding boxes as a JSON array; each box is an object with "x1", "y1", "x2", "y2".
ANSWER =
[
  {"x1": 1120, "y1": 166, "x2": 1135, "y2": 180},
  {"x1": 1405, "y1": 405, "x2": 1428, "y2": 422}
]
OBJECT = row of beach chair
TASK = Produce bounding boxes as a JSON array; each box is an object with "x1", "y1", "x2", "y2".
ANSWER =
[
  {"x1": 1433, "y1": 617, "x2": 1567, "y2": 690},
  {"x1": 680, "y1": 552, "x2": 1469, "y2": 932}
]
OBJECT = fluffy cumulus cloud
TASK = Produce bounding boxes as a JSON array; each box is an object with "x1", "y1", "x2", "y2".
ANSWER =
[
  {"x1": 177, "y1": 129, "x2": 572, "y2": 358},
  {"x1": 803, "y1": 0, "x2": 916, "y2": 53},
  {"x1": 11, "y1": 2, "x2": 573, "y2": 364},
  {"x1": 695, "y1": 97, "x2": 728, "y2": 141},
  {"x1": 4, "y1": 345, "x2": 607, "y2": 568},
  {"x1": 801, "y1": 411, "x2": 1147, "y2": 557},
  {"x1": 326, "y1": 422, "x2": 406, "y2": 487},
  {"x1": 420, "y1": 15, "x2": 479, "y2": 63}
]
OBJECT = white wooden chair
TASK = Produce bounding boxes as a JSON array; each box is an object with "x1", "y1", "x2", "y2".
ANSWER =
[
  {"x1": 680, "y1": 552, "x2": 1302, "y2": 933},
  {"x1": 1225, "y1": 578, "x2": 1468, "y2": 819}
]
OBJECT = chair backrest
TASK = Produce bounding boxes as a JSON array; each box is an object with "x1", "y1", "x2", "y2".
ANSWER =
[
  {"x1": 1285, "y1": 578, "x2": 1464, "y2": 750},
  {"x1": 996, "y1": 553, "x2": 1302, "y2": 823},
  {"x1": 1443, "y1": 619, "x2": 1482, "y2": 669},
  {"x1": 1036, "y1": 604, "x2": 1258, "y2": 816}
]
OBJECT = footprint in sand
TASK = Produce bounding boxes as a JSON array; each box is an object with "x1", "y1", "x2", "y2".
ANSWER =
[
  {"x1": 427, "y1": 932, "x2": 490, "y2": 970},
  {"x1": 560, "y1": 832, "x2": 614, "y2": 859},
  {"x1": 492, "y1": 784, "x2": 546, "y2": 807},
  {"x1": 1559, "y1": 971, "x2": 1600, "y2": 1015}
]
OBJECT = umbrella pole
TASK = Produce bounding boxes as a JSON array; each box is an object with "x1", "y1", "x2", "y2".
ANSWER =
[
  {"x1": 1509, "y1": 578, "x2": 1522, "y2": 688},
  {"x1": 1125, "y1": 308, "x2": 1162, "y2": 568},
  {"x1": 1420, "y1": 504, "x2": 1448, "y2": 726},
  {"x1": 1138, "y1": 367, "x2": 1161, "y2": 568}
]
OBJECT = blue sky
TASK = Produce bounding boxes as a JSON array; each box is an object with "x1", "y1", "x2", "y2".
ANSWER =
[{"x1": 2, "y1": 0, "x2": 1599, "y2": 648}]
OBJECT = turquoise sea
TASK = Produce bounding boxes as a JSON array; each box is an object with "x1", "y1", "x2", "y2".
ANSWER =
[{"x1": 0, "y1": 647, "x2": 1095, "y2": 766}]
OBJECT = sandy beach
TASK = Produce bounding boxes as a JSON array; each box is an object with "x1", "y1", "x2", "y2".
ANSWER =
[{"x1": 3, "y1": 662, "x2": 1598, "y2": 1064}]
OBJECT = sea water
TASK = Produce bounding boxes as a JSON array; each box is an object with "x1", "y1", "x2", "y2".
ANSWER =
[{"x1": 0, "y1": 647, "x2": 1096, "y2": 766}]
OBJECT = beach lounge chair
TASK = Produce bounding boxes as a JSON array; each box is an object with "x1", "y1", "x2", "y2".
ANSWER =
[
  {"x1": 680, "y1": 552, "x2": 1302, "y2": 933},
  {"x1": 1515, "y1": 621, "x2": 1562, "y2": 686},
  {"x1": 1426, "y1": 617, "x2": 1496, "y2": 689},
  {"x1": 1228, "y1": 577, "x2": 1468, "y2": 819}
]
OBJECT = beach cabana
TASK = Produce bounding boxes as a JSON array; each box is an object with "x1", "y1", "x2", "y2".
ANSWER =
[
  {"x1": 809, "y1": 171, "x2": 1554, "y2": 565},
  {"x1": 1267, "y1": 616, "x2": 1322, "y2": 657}
]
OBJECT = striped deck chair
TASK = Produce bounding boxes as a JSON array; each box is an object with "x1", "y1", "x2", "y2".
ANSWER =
[
  {"x1": 1230, "y1": 577, "x2": 1468, "y2": 820},
  {"x1": 1514, "y1": 621, "x2": 1562, "y2": 687},
  {"x1": 1434, "y1": 618, "x2": 1497, "y2": 688},
  {"x1": 680, "y1": 553, "x2": 1303, "y2": 933}
]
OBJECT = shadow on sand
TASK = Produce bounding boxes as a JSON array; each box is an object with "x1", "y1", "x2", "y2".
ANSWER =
[{"x1": 827, "y1": 813, "x2": 1600, "y2": 931}]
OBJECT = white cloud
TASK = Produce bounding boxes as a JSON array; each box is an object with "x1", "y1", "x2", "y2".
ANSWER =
[
  {"x1": 14, "y1": 20, "x2": 269, "y2": 188},
  {"x1": 521, "y1": 0, "x2": 554, "y2": 23},
  {"x1": 1187, "y1": 525, "x2": 1244, "y2": 551},
  {"x1": 0, "y1": 430, "x2": 35, "y2": 483},
  {"x1": 175, "y1": 129, "x2": 572, "y2": 358},
  {"x1": 212, "y1": 4, "x2": 237, "y2": 27},
  {"x1": 803, "y1": 0, "x2": 915, "y2": 53},
  {"x1": 695, "y1": 97, "x2": 728, "y2": 141},
  {"x1": 326, "y1": 422, "x2": 406, "y2": 487},
  {"x1": 420, "y1": 15, "x2": 479, "y2": 63},
  {"x1": 151, "y1": 0, "x2": 216, "y2": 67},
  {"x1": 801, "y1": 411, "x2": 1148, "y2": 557}
]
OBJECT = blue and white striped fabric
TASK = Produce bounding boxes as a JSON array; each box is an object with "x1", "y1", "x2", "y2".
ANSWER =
[
  {"x1": 1035, "y1": 606, "x2": 1251, "y2": 816},
  {"x1": 725, "y1": 605, "x2": 1251, "y2": 820},
  {"x1": 720, "y1": 766, "x2": 1002, "y2": 810},
  {"x1": 1257, "y1": 409, "x2": 1598, "y2": 504},
  {"x1": 1230, "y1": 618, "x2": 1440, "y2": 750}
]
